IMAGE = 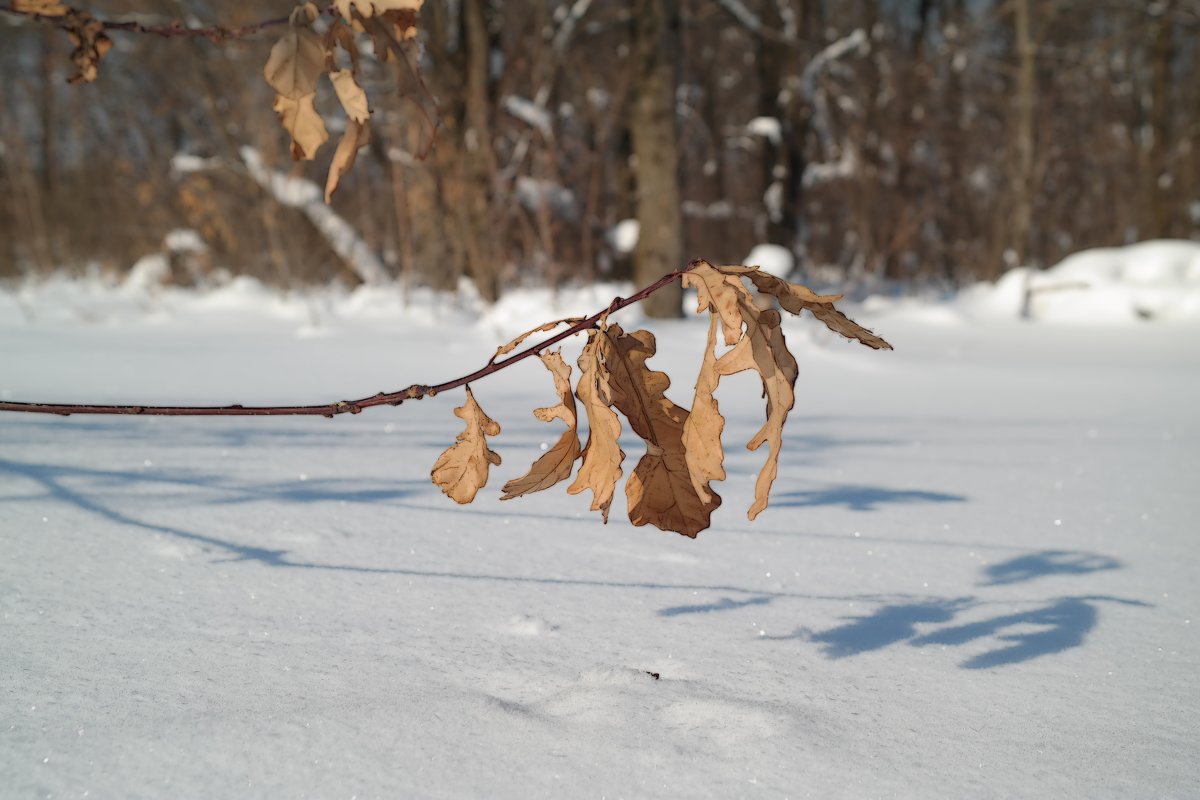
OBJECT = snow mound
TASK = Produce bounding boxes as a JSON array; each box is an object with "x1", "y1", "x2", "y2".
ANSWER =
[
  {"x1": 744, "y1": 243, "x2": 794, "y2": 279},
  {"x1": 960, "y1": 239, "x2": 1200, "y2": 323}
]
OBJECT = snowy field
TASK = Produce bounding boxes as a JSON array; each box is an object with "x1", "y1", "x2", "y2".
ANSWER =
[{"x1": 2, "y1": 254, "x2": 1199, "y2": 798}]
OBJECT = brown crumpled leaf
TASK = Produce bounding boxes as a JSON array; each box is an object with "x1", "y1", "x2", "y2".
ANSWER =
[
  {"x1": 14, "y1": 0, "x2": 68, "y2": 16},
  {"x1": 683, "y1": 262, "x2": 799, "y2": 520},
  {"x1": 264, "y1": 3, "x2": 328, "y2": 161},
  {"x1": 501, "y1": 351, "x2": 582, "y2": 500},
  {"x1": 62, "y1": 10, "x2": 112, "y2": 85},
  {"x1": 602, "y1": 323, "x2": 720, "y2": 538},
  {"x1": 716, "y1": 264, "x2": 893, "y2": 350},
  {"x1": 324, "y1": 118, "x2": 370, "y2": 203},
  {"x1": 567, "y1": 329, "x2": 625, "y2": 522},
  {"x1": 336, "y1": 0, "x2": 423, "y2": 26},
  {"x1": 431, "y1": 386, "x2": 501, "y2": 504}
]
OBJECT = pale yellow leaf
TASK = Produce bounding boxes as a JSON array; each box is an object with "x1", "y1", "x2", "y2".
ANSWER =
[
  {"x1": 500, "y1": 351, "x2": 581, "y2": 500},
  {"x1": 263, "y1": 12, "x2": 326, "y2": 100},
  {"x1": 566, "y1": 330, "x2": 625, "y2": 522},
  {"x1": 602, "y1": 324, "x2": 719, "y2": 538},
  {"x1": 329, "y1": 69, "x2": 371, "y2": 123},
  {"x1": 324, "y1": 119, "x2": 370, "y2": 203},
  {"x1": 273, "y1": 93, "x2": 329, "y2": 160},
  {"x1": 431, "y1": 386, "x2": 501, "y2": 504}
]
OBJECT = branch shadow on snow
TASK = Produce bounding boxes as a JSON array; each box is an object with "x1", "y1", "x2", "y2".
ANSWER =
[
  {"x1": 770, "y1": 484, "x2": 966, "y2": 512},
  {"x1": 0, "y1": 456, "x2": 909, "y2": 603}
]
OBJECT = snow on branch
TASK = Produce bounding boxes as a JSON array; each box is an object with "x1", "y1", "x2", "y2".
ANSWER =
[{"x1": 240, "y1": 147, "x2": 389, "y2": 286}]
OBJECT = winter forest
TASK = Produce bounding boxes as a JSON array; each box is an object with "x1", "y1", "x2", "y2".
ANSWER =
[
  {"x1": 2, "y1": 0, "x2": 1197, "y2": 303},
  {"x1": 2, "y1": 2, "x2": 1199, "y2": 798}
]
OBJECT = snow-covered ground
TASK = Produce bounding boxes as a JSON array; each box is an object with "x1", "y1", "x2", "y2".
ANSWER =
[{"x1": 2, "y1": 257, "x2": 1198, "y2": 798}]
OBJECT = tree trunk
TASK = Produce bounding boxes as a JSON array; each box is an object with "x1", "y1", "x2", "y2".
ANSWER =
[
  {"x1": 1144, "y1": 5, "x2": 1174, "y2": 239},
  {"x1": 1009, "y1": 0, "x2": 1036, "y2": 272},
  {"x1": 459, "y1": 0, "x2": 501, "y2": 302},
  {"x1": 630, "y1": 0, "x2": 683, "y2": 318}
]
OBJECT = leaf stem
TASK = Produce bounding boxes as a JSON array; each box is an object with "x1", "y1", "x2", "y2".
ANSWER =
[{"x1": 0, "y1": 261, "x2": 701, "y2": 418}]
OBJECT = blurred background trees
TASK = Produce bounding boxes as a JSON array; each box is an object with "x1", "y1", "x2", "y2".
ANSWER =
[{"x1": 1, "y1": 0, "x2": 1197, "y2": 310}]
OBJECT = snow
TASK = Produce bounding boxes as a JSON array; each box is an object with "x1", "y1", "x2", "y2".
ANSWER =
[
  {"x1": 744, "y1": 243, "x2": 793, "y2": 279},
  {"x1": 746, "y1": 116, "x2": 781, "y2": 145},
  {"x1": 609, "y1": 218, "x2": 639, "y2": 255},
  {"x1": 953, "y1": 240, "x2": 1200, "y2": 323},
  {"x1": 2, "y1": 262, "x2": 1198, "y2": 798},
  {"x1": 501, "y1": 95, "x2": 553, "y2": 138},
  {"x1": 240, "y1": 148, "x2": 390, "y2": 287}
]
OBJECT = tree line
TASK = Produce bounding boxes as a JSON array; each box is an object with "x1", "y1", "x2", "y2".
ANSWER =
[{"x1": 1, "y1": 0, "x2": 1197, "y2": 315}]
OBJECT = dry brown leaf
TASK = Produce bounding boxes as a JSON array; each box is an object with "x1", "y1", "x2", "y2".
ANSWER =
[
  {"x1": 602, "y1": 324, "x2": 719, "y2": 538},
  {"x1": 63, "y1": 10, "x2": 112, "y2": 85},
  {"x1": 680, "y1": 315, "x2": 726, "y2": 504},
  {"x1": 14, "y1": 0, "x2": 68, "y2": 16},
  {"x1": 683, "y1": 262, "x2": 799, "y2": 520},
  {"x1": 263, "y1": 5, "x2": 325, "y2": 100},
  {"x1": 491, "y1": 317, "x2": 583, "y2": 362},
  {"x1": 567, "y1": 330, "x2": 625, "y2": 522},
  {"x1": 717, "y1": 264, "x2": 893, "y2": 350},
  {"x1": 336, "y1": 0, "x2": 423, "y2": 22},
  {"x1": 324, "y1": 118, "x2": 370, "y2": 203},
  {"x1": 273, "y1": 93, "x2": 329, "y2": 160},
  {"x1": 329, "y1": 69, "x2": 370, "y2": 123},
  {"x1": 431, "y1": 386, "x2": 501, "y2": 504},
  {"x1": 500, "y1": 351, "x2": 581, "y2": 500}
]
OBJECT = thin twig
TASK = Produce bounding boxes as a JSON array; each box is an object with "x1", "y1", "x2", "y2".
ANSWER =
[
  {"x1": 0, "y1": 3, "x2": 336, "y2": 41},
  {"x1": 0, "y1": 262, "x2": 701, "y2": 418}
]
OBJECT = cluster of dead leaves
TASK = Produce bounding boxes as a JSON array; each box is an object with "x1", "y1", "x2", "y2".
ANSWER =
[
  {"x1": 431, "y1": 262, "x2": 891, "y2": 538},
  {"x1": 263, "y1": 0, "x2": 426, "y2": 203},
  {"x1": 13, "y1": 0, "x2": 112, "y2": 84}
]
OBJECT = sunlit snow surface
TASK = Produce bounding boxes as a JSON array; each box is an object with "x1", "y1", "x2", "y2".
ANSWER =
[{"x1": 1, "y1": 273, "x2": 1198, "y2": 798}]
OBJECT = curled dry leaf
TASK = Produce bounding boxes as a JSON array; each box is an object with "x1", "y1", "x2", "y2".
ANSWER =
[
  {"x1": 324, "y1": 118, "x2": 370, "y2": 203},
  {"x1": 491, "y1": 317, "x2": 584, "y2": 362},
  {"x1": 683, "y1": 262, "x2": 798, "y2": 520},
  {"x1": 329, "y1": 69, "x2": 370, "y2": 123},
  {"x1": 680, "y1": 315, "x2": 726, "y2": 504},
  {"x1": 263, "y1": 4, "x2": 325, "y2": 100},
  {"x1": 717, "y1": 264, "x2": 893, "y2": 350},
  {"x1": 500, "y1": 351, "x2": 581, "y2": 500},
  {"x1": 273, "y1": 93, "x2": 329, "y2": 161},
  {"x1": 264, "y1": 3, "x2": 328, "y2": 161},
  {"x1": 431, "y1": 386, "x2": 501, "y2": 504},
  {"x1": 567, "y1": 330, "x2": 625, "y2": 522},
  {"x1": 602, "y1": 324, "x2": 719, "y2": 538},
  {"x1": 63, "y1": 10, "x2": 112, "y2": 85}
]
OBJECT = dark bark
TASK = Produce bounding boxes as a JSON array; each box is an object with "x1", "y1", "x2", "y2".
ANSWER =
[{"x1": 630, "y1": 0, "x2": 683, "y2": 319}]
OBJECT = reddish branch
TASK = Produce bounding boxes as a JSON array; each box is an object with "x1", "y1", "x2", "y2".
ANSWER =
[
  {"x1": 0, "y1": 3, "x2": 335, "y2": 41},
  {"x1": 0, "y1": 262, "x2": 701, "y2": 419}
]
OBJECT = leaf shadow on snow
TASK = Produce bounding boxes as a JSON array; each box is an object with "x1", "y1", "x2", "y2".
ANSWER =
[
  {"x1": 908, "y1": 595, "x2": 1149, "y2": 669},
  {"x1": 770, "y1": 485, "x2": 966, "y2": 512},
  {"x1": 979, "y1": 550, "x2": 1122, "y2": 586},
  {"x1": 773, "y1": 591, "x2": 1150, "y2": 669}
]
